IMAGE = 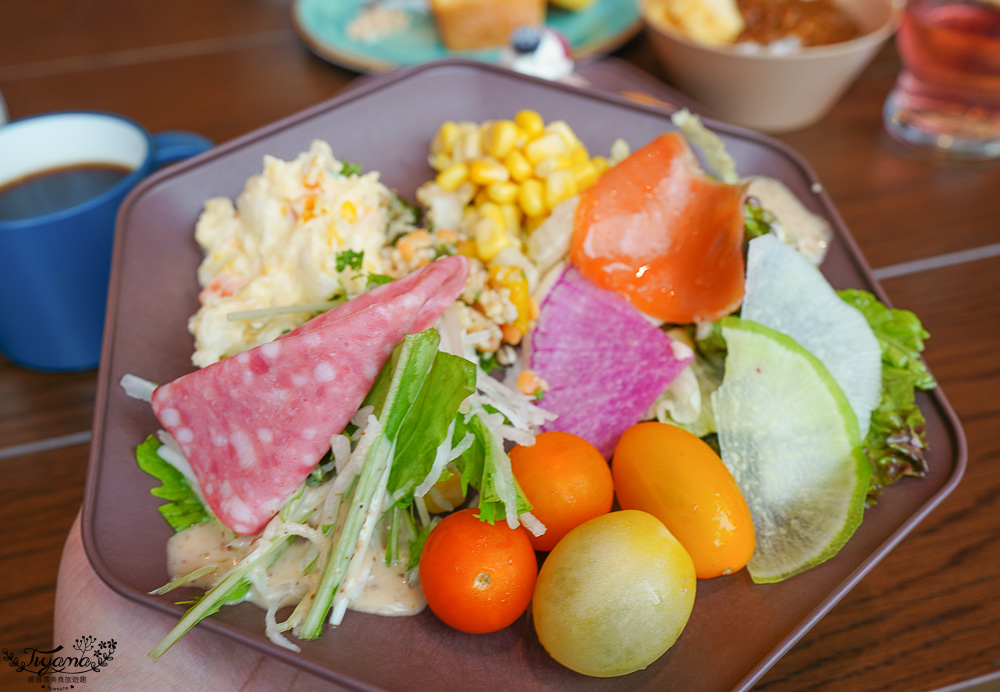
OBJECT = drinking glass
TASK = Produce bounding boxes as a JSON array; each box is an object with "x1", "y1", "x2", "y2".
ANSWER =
[{"x1": 883, "y1": 0, "x2": 1000, "y2": 158}]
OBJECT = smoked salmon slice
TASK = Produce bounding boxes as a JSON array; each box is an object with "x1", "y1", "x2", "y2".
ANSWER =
[
  {"x1": 570, "y1": 132, "x2": 747, "y2": 324},
  {"x1": 150, "y1": 255, "x2": 469, "y2": 535}
]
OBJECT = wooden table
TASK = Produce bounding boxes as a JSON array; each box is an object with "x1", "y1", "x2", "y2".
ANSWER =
[{"x1": 1, "y1": 2, "x2": 998, "y2": 690}]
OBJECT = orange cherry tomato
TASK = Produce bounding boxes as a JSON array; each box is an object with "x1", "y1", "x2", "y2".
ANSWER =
[
  {"x1": 419, "y1": 508, "x2": 537, "y2": 633},
  {"x1": 509, "y1": 431, "x2": 614, "y2": 551},
  {"x1": 612, "y1": 422, "x2": 755, "y2": 579},
  {"x1": 570, "y1": 132, "x2": 747, "y2": 324}
]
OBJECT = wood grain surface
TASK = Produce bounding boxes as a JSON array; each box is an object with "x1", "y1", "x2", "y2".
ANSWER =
[{"x1": 1, "y1": 2, "x2": 998, "y2": 691}]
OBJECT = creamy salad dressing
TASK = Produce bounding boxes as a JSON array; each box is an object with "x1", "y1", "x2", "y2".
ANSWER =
[{"x1": 167, "y1": 521, "x2": 425, "y2": 615}]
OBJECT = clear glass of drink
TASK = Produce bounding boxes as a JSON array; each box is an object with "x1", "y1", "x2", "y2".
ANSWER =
[{"x1": 883, "y1": 0, "x2": 1000, "y2": 158}]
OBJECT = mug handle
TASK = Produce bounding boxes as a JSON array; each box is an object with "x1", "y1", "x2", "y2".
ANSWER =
[{"x1": 149, "y1": 130, "x2": 214, "y2": 168}]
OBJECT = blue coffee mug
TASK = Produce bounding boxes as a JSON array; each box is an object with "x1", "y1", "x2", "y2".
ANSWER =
[{"x1": 0, "y1": 111, "x2": 212, "y2": 371}]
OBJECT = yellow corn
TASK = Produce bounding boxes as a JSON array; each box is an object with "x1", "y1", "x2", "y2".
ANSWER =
[
  {"x1": 571, "y1": 145, "x2": 590, "y2": 166},
  {"x1": 534, "y1": 154, "x2": 572, "y2": 180},
  {"x1": 515, "y1": 109, "x2": 545, "y2": 138},
  {"x1": 498, "y1": 203, "x2": 522, "y2": 237},
  {"x1": 473, "y1": 186, "x2": 492, "y2": 208},
  {"x1": 546, "y1": 120, "x2": 584, "y2": 153},
  {"x1": 572, "y1": 160, "x2": 600, "y2": 190},
  {"x1": 423, "y1": 472, "x2": 466, "y2": 514},
  {"x1": 456, "y1": 238, "x2": 478, "y2": 258},
  {"x1": 484, "y1": 120, "x2": 518, "y2": 159},
  {"x1": 518, "y1": 178, "x2": 545, "y2": 218},
  {"x1": 490, "y1": 265, "x2": 531, "y2": 331},
  {"x1": 592, "y1": 155, "x2": 609, "y2": 176},
  {"x1": 545, "y1": 169, "x2": 578, "y2": 210},
  {"x1": 459, "y1": 128, "x2": 482, "y2": 161},
  {"x1": 524, "y1": 215, "x2": 545, "y2": 234},
  {"x1": 469, "y1": 158, "x2": 510, "y2": 186},
  {"x1": 486, "y1": 181, "x2": 519, "y2": 205},
  {"x1": 436, "y1": 162, "x2": 469, "y2": 192},
  {"x1": 478, "y1": 202, "x2": 507, "y2": 231},
  {"x1": 525, "y1": 133, "x2": 567, "y2": 164},
  {"x1": 428, "y1": 152, "x2": 450, "y2": 171},
  {"x1": 474, "y1": 217, "x2": 510, "y2": 261},
  {"x1": 432, "y1": 121, "x2": 459, "y2": 157},
  {"x1": 504, "y1": 150, "x2": 533, "y2": 183}
]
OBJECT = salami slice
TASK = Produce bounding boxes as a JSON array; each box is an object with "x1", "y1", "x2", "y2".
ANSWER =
[{"x1": 151, "y1": 255, "x2": 469, "y2": 535}]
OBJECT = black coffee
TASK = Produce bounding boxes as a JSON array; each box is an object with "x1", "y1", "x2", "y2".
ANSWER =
[{"x1": 0, "y1": 163, "x2": 133, "y2": 221}]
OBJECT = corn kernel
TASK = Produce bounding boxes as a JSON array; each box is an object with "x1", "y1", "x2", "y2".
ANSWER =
[
  {"x1": 474, "y1": 217, "x2": 510, "y2": 261},
  {"x1": 498, "y1": 203, "x2": 523, "y2": 236},
  {"x1": 534, "y1": 154, "x2": 572, "y2": 179},
  {"x1": 484, "y1": 120, "x2": 518, "y2": 159},
  {"x1": 545, "y1": 169, "x2": 578, "y2": 210},
  {"x1": 436, "y1": 162, "x2": 469, "y2": 192},
  {"x1": 478, "y1": 202, "x2": 507, "y2": 231},
  {"x1": 474, "y1": 186, "x2": 492, "y2": 207},
  {"x1": 515, "y1": 110, "x2": 545, "y2": 138},
  {"x1": 459, "y1": 128, "x2": 482, "y2": 161},
  {"x1": 572, "y1": 160, "x2": 600, "y2": 190},
  {"x1": 571, "y1": 145, "x2": 590, "y2": 166},
  {"x1": 486, "y1": 181, "x2": 519, "y2": 205},
  {"x1": 428, "y1": 152, "x2": 450, "y2": 171},
  {"x1": 456, "y1": 239, "x2": 478, "y2": 257},
  {"x1": 546, "y1": 120, "x2": 583, "y2": 152},
  {"x1": 518, "y1": 179, "x2": 545, "y2": 218},
  {"x1": 504, "y1": 150, "x2": 533, "y2": 183},
  {"x1": 469, "y1": 158, "x2": 510, "y2": 186},
  {"x1": 423, "y1": 472, "x2": 466, "y2": 514},
  {"x1": 432, "y1": 121, "x2": 459, "y2": 156},
  {"x1": 490, "y1": 265, "x2": 532, "y2": 331},
  {"x1": 525, "y1": 133, "x2": 567, "y2": 164},
  {"x1": 524, "y1": 215, "x2": 545, "y2": 234},
  {"x1": 592, "y1": 155, "x2": 609, "y2": 176}
]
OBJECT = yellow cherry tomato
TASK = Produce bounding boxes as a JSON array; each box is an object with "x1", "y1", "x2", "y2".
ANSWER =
[{"x1": 612, "y1": 422, "x2": 755, "y2": 579}]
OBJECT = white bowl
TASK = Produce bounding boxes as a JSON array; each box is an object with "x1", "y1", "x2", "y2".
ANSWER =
[{"x1": 641, "y1": 0, "x2": 903, "y2": 133}]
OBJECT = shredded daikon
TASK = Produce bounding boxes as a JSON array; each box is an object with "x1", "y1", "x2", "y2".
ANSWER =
[{"x1": 120, "y1": 373, "x2": 157, "y2": 402}]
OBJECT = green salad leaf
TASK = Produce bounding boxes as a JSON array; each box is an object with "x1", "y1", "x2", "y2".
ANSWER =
[
  {"x1": 744, "y1": 200, "x2": 778, "y2": 243},
  {"x1": 453, "y1": 411, "x2": 532, "y2": 525},
  {"x1": 838, "y1": 289, "x2": 937, "y2": 503},
  {"x1": 136, "y1": 436, "x2": 210, "y2": 532}
]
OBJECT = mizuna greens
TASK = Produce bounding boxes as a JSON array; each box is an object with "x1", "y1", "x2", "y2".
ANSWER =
[{"x1": 142, "y1": 328, "x2": 535, "y2": 657}]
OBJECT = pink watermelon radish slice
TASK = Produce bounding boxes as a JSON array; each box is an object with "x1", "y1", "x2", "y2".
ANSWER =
[{"x1": 525, "y1": 266, "x2": 694, "y2": 458}]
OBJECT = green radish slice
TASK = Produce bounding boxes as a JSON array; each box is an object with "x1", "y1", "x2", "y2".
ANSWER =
[
  {"x1": 741, "y1": 234, "x2": 881, "y2": 439},
  {"x1": 712, "y1": 317, "x2": 871, "y2": 583}
]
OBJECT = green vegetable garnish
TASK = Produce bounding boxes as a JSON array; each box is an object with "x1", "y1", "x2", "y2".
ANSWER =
[
  {"x1": 336, "y1": 249, "x2": 364, "y2": 272},
  {"x1": 136, "y1": 436, "x2": 210, "y2": 532},
  {"x1": 339, "y1": 161, "x2": 362, "y2": 176},
  {"x1": 838, "y1": 289, "x2": 937, "y2": 503}
]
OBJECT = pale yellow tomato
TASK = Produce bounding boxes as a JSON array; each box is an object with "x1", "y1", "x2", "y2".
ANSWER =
[{"x1": 532, "y1": 510, "x2": 696, "y2": 677}]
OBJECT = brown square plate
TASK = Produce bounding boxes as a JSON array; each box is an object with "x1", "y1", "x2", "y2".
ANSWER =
[{"x1": 82, "y1": 59, "x2": 967, "y2": 692}]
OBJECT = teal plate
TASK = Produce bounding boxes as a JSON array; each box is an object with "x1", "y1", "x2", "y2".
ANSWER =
[{"x1": 292, "y1": 0, "x2": 641, "y2": 73}]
